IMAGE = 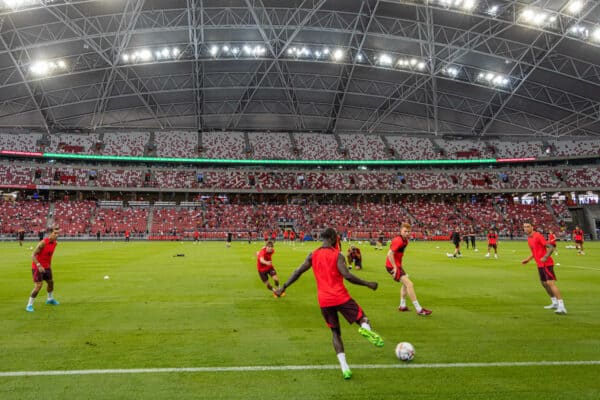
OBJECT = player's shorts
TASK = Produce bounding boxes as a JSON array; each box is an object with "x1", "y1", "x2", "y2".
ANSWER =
[
  {"x1": 488, "y1": 243, "x2": 497, "y2": 250},
  {"x1": 32, "y1": 268, "x2": 53, "y2": 282},
  {"x1": 385, "y1": 266, "x2": 406, "y2": 282},
  {"x1": 575, "y1": 240, "x2": 583, "y2": 245},
  {"x1": 353, "y1": 258, "x2": 362, "y2": 268},
  {"x1": 537, "y1": 266, "x2": 557, "y2": 282},
  {"x1": 258, "y1": 268, "x2": 277, "y2": 282},
  {"x1": 453, "y1": 242, "x2": 460, "y2": 249},
  {"x1": 320, "y1": 299, "x2": 364, "y2": 329}
]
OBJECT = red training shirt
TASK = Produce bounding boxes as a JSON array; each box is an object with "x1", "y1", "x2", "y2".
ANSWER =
[
  {"x1": 32, "y1": 238, "x2": 57, "y2": 269},
  {"x1": 527, "y1": 231, "x2": 554, "y2": 268},
  {"x1": 386, "y1": 235, "x2": 408, "y2": 268},
  {"x1": 311, "y1": 247, "x2": 350, "y2": 307},
  {"x1": 256, "y1": 247, "x2": 275, "y2": 272}
]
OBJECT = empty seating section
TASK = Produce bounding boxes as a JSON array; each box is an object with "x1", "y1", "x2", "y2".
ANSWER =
[
  {"x1": 294, "y1": 133, "x2": 341, "y2": 160},
  {"x1": 91, "y1": 207, "x2": 149, "y2": 236},
  {"x1": 0, "y1": 161, "x2": 35, "y2": 185},
  {"x1": 53, "y1": 200, "x2": 95, "y2": 236},
  {"x1": 103, "y1": 132, "x2": 149, "y2": 156},
  {"x1": 437, "y1": 140, "x2": 490, "y2": 159},
  {"x1": 47, "y1": 133, "x2": 99, "y2": 154},
  {"x1": 0, "y1": 133, "x2": 42, "y2": 152},
  {"x1": 248, "y1": 132, "x2": 295, "y2": 160},
  {"x1": 153, "y1": 170, "x2": 197, "y2": 188},
  {"x1": 338, "y1": 134, "x2": 387, "y2": 160},
  {"x1": 0, "y1": 200, "x2": 49, "y2": 234},
  {"x1": 202, "y1": 131, "x2": 245, "y2": 159},
  {"x1": 386, "y1": 136, "x2": 438, "y2": 160},
  {"x1": 97, "y1": 169, "x2": 144, "y2": 188},
  {"x1": 549, "y1": 140, "x2": 600, "y2": 157},
  {"x1": 155, "y1": 131, "x2": 198, "y2": 158},
  {"x1": 488, "y1": 140, "x2": 543, "y2": 158},
  {"x1": 2, "y1": 131, "x2": 600, "y2": 160}
]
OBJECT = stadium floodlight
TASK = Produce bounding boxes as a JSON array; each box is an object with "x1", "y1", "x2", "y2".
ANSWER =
[
  {"x1": 519, "y1": 8, "x2": 556, "y2": 27},
  {"x1": 592, "y1": 28, "x2": 600, "y2": 42},
  {"x1": 568, "y1": 25, "x2": 589, "y2": 39},
  {"x1": 434, "y1": 0, "x2": 477, "y2": 12},
  {"x1": 210, "y1": 45, "x2": 219, "y2": 56},
  {"x1": 222, "y1": 45, "x2": 230, "y2": 53},
  {"x1": 443, "y1": 66, "x2": 460, "y2": 78},
  {"x1": 477, "y1": 71, "x2": 510, "y2": 87},
  {"x1": 378, "y1": 54, "x2": 393, "y2": 66},
  {"x1": 29, "y1": 59, "x2": 68, "y2": 76},
  {"x1": 487, "y1": 5, "x2": 499, "y2": 17},
  {"x1": 567, "y1": 1, "x2": 584, "y2": 14},
  {"x1": 231, "y1": 47, "x2": 240, "y2": 55},
  {"x1": 356, "y1": 53, "x2": 363, "y2": 62},
  {"x1": 3, "y1": 0, "x2": 44, "y2": 9},
  {"x1": 332, "y1": 49, "x2": 344, "y2": 61},
  {"x1": 122, "y1": 47, "x2": 183, "y2": 63},
  {"x1": 244, "y1": 45, "x2": 253, "y2": 55},
  {"x1": 323, "y1": 48, "x2": 330, "y2": 55}
]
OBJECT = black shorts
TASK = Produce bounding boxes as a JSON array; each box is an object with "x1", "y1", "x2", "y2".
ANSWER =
[
  {"x1": 538, "y1": 266, "x2": 557, "y2": 282},
  {"x1": 320, "y1": 299, "x2": 364, "y2": 329},
  {"x1": 32, "y1": 268, "x2": 53, "y2": 283},
  {"x1": 385, "y1": 266, "x2": 406, "y2": 282},
  {"x1": 258, "y1": 268, "x2": 277, "y2": 282},
  {"x1": 575, "y1": 240, "x2": 583, "y2": 245},
  {"x1": 453, "y1": 241, "x2": 460, "y2": 249},
  {"x1": 488, "y1": 243, "x2": 497, "y2": 250}
]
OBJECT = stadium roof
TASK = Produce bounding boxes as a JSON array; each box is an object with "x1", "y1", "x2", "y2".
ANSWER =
[{"x1": 0, "y1": 0, "x2": 599, "y2": 138}]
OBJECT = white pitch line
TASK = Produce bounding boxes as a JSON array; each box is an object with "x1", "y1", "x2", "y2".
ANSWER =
[
  {"x1": 1, "y1": 360, "x2": 599, "y2": 377},
  {"x1": 559, "y1": 265, "x2": 600, "y2": 271}
]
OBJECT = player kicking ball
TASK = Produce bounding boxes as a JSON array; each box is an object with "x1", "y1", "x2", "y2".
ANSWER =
[
  {"x1": 276, "y1": 228, "x2": 383, "y2": 380},
  {"x1": 256, "y1": 241, "x2": 284, "y2": 297}
]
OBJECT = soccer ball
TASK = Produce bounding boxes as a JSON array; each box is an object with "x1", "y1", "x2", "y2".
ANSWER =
[{"x1": 395, "y1": 342, "x2": 415, "y2": 361}]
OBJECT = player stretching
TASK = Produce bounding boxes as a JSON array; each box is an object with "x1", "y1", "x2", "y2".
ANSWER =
[
  {"x1": 277, "y1": 228, "x2": 383, "y2": 380},
  {"x1": 521, "y1": 222, "x2": 567, "y2": 314},
  {"x1": 486, "y1": 228, "x2": 499, "y2": 259},
  {"x1": 26, "y1": 227, "x2": 60, "y2": 312},
  {"x1": 256, "y1": 241, "x2": 283, "y2": 297},
  {"x1": 346, "y1": 245, "x2": 362, "y2": 270},
  {"x1": 572, "y1": 226, "x2": 585, "y2": 255},
  {"x1": 386, "y1": 223, "x2": 432, "y2": 316}
]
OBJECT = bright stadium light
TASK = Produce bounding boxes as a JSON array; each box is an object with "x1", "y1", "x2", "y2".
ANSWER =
[
  {"x1": 3, "y1": 0, "x2": 48, "y2": 9},
  {"x1": 567, "y1": 1, "x2": 584, "y2": 14},
  {"x1": 568, "y1": 25, "x2": 589, "y2": 39},
  {"x1": 209, "y1": 45, "x2": 219, "y2": 56},
  {"x1": 29, "y1": 59, "x2": 68, "y2": 76},
  {"x1": 519, "y1": 8, "x2": 556, "y2": 27},
  {"x1": 332, "y1": 49, "x2": 344, "y2": 61},
  {"x1": 443, "y1": 66, "x2": 460, "y2": 78},
  {"x1": 122, "y1": 47, "x2": 182, "y2": 63},
  {"x1": 487, "y1": 5, "x2": 499, "y2": 17},
  {"x1": 592, "y1": 28, "x2": 600, "y2": 42},
  {"x1": 434, "y1": 0, "x2": 477, "y2": 12},
  {"x1": 378, "y1": 54, "x2": 393, "y2": 66},
  {"x1": 477, "y1": 71, "x2": 510, "y2": 87}
]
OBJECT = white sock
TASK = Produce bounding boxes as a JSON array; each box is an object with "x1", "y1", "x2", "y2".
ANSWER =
[
  {"x1": 337, "y1": 353, "x2": 350, "y2": 372},
  {"x1": 47, "y1": 292, "x2": 54, "y2": 300},
  {"x1": 412, "y1": 300, "x2": 422, "y2": 312},
  {"x1": 557, "y1": 299, "x2": 565, "y2": 308},
  {"x1": 400, "y1": 298, "x2": 407, "y2": 308},
  {"x1": 550, "y1": 297, "x2": 558, "y2": 305},
  {"x1": 360, "y1": 322, "x2": 371, "y2": 330},
  {"x1": 27, "y1": 297, "x2": 35, "y2": 307}
]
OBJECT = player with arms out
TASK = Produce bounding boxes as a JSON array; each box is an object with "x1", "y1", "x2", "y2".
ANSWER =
[
  {"x1": 256, "y1": 241, "x2": 283, "y2": 297},
  {"x1": 572, "y1": 226, "x2": 585, "y2": 255},
  {"x1": 26, "y1": 226, "x2": 60, "y2": 312},
  {"x1": 386, "y1": 222, "x2": 432, "y2": 316},
  {"x1": 486, "y1": 228, "x2": 499, "y2": 259},
  {"x1": 521, "y1": 222, "x2": 567, "y2": 314},
  {"x1": 276, "y1": 228, "x2": 383, "y2": 380}
]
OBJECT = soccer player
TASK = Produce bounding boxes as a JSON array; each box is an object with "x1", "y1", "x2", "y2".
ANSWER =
[
  {"x1": 521, "y1": 222, "x2": 567, "y2": 314},
  {"x1": 193, "y1": 230, "x2": 200, "y2": 243},
  {"x1": 486, "y1": 228, "x2": 499, "y2": 259},
  {"x1": 447, "y1": 228, "x2": 461, "y2": 258},
  {"x1": 17, "y1": 228, "x2": 25, "y2": 246},
  {"x1": 276, "y1": 228, "x2": 383, "y2": 380},
  {"x1": 26, "y1": 226, "x2": 60, "y2": 312},
  {"x1": 386, "y1": 222, "x2": 432, "y2": 316},
  {"x1": 572, "y1": 226, "x2": 585, "y2": 255},
  {"x1": 346, "y1": 245, "x2": 362, "y2": 270},
  {"x1": 125, "y1": 230, "x2": 130, "y2": 242},
  {"x1": 226, "y1": 232, "x2": 232, "y2": 248},
  {"x1": 256, "y1": 241, "x2": 282, "y2": 297}
]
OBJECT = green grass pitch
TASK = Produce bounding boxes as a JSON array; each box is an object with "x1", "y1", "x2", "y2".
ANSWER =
[{"x1": 1, "y1": 238, "x2": 599, "y2": 399}]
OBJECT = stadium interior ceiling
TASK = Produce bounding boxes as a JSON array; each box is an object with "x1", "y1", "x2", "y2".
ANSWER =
[{"x1": 0, "y1": 0, "x2": 599, "y2": 139}]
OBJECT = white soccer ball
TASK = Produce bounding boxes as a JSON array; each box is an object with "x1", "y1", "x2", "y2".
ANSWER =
[
  {"x1": 104, "y1": 275, "x2": 110, "y2": 280},
  {"x1": 395, "y1": 342, "x2": 415, "y2": 361}
]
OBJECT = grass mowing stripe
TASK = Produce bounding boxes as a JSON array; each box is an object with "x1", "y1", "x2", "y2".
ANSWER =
[{"x1": 2, "y1": 360, "x2": 599, "y2": 377}]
